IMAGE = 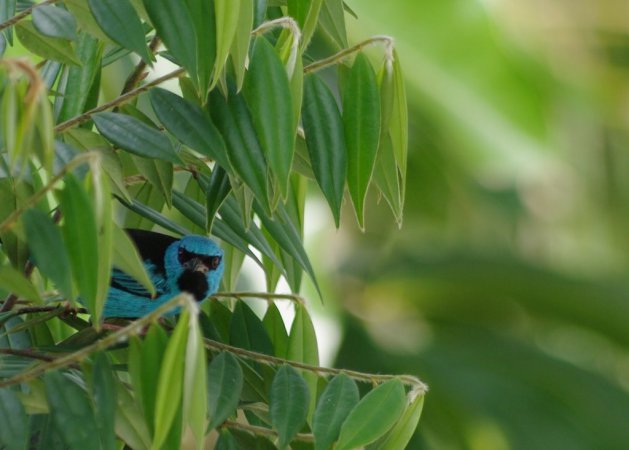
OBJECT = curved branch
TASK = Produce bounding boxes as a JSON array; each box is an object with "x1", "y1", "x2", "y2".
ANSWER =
[{"x1": 304, "y1": 35, "x2": 395, "y2": 74}]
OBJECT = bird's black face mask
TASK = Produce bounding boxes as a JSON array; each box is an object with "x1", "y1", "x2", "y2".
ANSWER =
[{"x1": 177, "y1": 270, "x2": 209, "y2": 301}]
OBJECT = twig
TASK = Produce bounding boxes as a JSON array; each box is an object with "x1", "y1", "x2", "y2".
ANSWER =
[
  {"x1": 0, "y1": 347, "x2": 57, "y2": 363},
  {"x1": 118, "y1": 36, "x2": 162, "y2": 98},
  {"x1": 0, "y1": 294, "x2": 192, "y2": 388},
  {"x1": 212, "y1": 291, "x2": 305, "y2": 305},
  {"x1": 222, "y1": 420, "x2": 314, "y2": 443},
  {"x1": 0, "y1": 0, "x2": 61, "y2": 32},
  {"x1": 252, "y1": 18, "x2": 301, "y2": 76},
  {"x1": 55, "y1": 67, "x2": 185, "y2": 133},
  {"x1": 203, "y1": 337, "x2": 428, "y2": 392},
  {"x1": 304, "y1": 35, "x2": 395, "y2": 74}
]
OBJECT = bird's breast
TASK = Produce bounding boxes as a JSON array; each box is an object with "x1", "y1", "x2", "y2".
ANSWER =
[{"x1": 176, "y1": 270, "x2": 210, "y2": 301}]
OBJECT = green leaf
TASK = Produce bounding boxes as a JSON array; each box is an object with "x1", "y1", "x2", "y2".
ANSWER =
[
  {"x1": 230, "y1": 0, "x2": 253, "y2": 91},
  {"x1": 244, "y1": 37, "x2": 295, "y2": 199},
  {"x1": 302, "y1": 73, "x2": 347, "y2": 227},
  {"x1": 132, "y1": 156, "x2": 173, "y2": 207},
  {"x1": 207, "y1": 351, "x2": 244, "y2": 430},
  {"x1": 230, "y1": 300, "x2": 274, "y2": 355},
  {"x1": 114, "y1": 380, "x2": 152, "y2": 450},
  {"x1": 206, "y1": 166, "x2": 231, "y2": 232},
  {"x1": 10, "y1": 213, "x2": 62, "y2": 300},
  {"x1": 185, "y1": 0, "x2": 215, "y2": 94},
  {"x1": 312, "y1": 374, "x2": 359, "y2": 450},
  {"x1": 92, "y1": 352, "x2": 117, "y2": 450},
  {"x1": 372, "y1": 134, "x2": 402, "y2": 226},
  {"x1": 389, "y1": 50, "x2": 407, "y2": 199},
  {"x1": 208, "y1": 86, "x2": 270, "y2": 212},
  {"x1": 372, "y1": 393, "x2": 424, "y2": 450},
  {"x1": 335, "y1": 379, "x2": 406, "y2": 450},
  {"x1": 298, "y1": 0, "x2": 323, "y2": 50},
  {"x1": 263, "y1": 302, "x2": 289, "y2": 358},
  {"x1": 213, "y1": 0, "x2": 240, "y2": 86},
  {"x1": 149, "y1": 88, "x2": 230, "y2": 169},
  {"x1": 0, "y1": 265, "x2": 42, "y2": 304},
  {"x1": 15, "y1": 21, "x2": 81, "y2": 66},
  {"x1": 129, "y1": 325, "x2": 168, "y2": 435},
  {"x1": 270, "y1": 365, "x2": 310, "y2": 450},
  {"x1": 183, "y1": 307, "x2": 208, "y2": 446},
  {"x1": 143, "y1": 0, "x2": 197, "y2": 80},
  {"x1": 343, "y1": 53, "x2": 381, "y2": 229},
  {"x1": 45, "y1": 371, "x2": 100, "y2": 450},
  {"x1": 216, "y1": 428, "x2": 239, "y2": 450},
  {"x1": 92, "y1": 170, "x2": 113, "y2": 326},
  {"x1": 319, "y1": 0, "x2": 348, "y2": 49},
  {"x1": 32, "y1": 5, "x2": 77, "y2": 40},
  {"x1": 93, "y1": 112, "x2": 181, "y2": 164},
  {"x1": 65, "y1": 0, "x2": 113, "y2": 42},
  {"x1": 0, "y1": 0, "x2": 16, "y2": 45},
  {"x1": 61, "y1": 174, "x2": 99, "y2": 315},
  {"x1": 88, "y1": 0, "x2": 151, "y2": 64},
  {"x1": 153, "y1": 307, "x2": 190, "y2": 450},
  {"x1": 56, "y1": 32, "x2": 103, "y2": 123},
  {"x1": 0, "y1": 388, "x2": 28, "y2": 450},
  {"x1": 111, "y1": 223, "x2": 155, "y2": 295}
]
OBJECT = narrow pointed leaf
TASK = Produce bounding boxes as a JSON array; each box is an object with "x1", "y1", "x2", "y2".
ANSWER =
[
  {"x1": 112, "y1": 223, "x2": 155, "y2": 295},
  {"x1": 335, "y1": 379, "x2": 406, "y2": 450},
  {"x1": 216, "y1": 429, "x2": 239, "y2": 450},
  {"x1": 45, "y1": 371, "x2": 100, "y2": 450},
  {"x1": 15, "y1": 21, "x2": 81, "y2": 65},
  {"x1": 313, "y1": 374, "x2": 359, "y2": 450},
  {"x1": 92, "y1": 352, "x2": 117, "y2": 450},
  {"x1": 62, "y1": 174, "x2": 100, "y2": 313},
  {"x1": 185, "y1": 0, "x2": 215, "y2": 93},
  {"x1": 93, "y1": 112, "x2": 181, "y2": 164},
  {"x1": 302, "y1": 73, "x2": 346, "y2": 226},
  {"x1": 213, "y1": 0, "x2": 240, "y2": 85},
  {"x1": 231, "y1": 0, "x2": 253, "y2": 90},
  {"x1": 343, "y1": 53, "x2": 381, "y2": 228},
  {"x1": 270, "y1": 365, "x2": 310, "y2": 450},
  {"x1": 0, "y1": 388, "x2": 28, "y2": 450},
  {"x1": 143, "y1": 0, "x2": 197, "y2": 79},
  {"x1": 244, "y1": 37, "x2": 294, "y2": 198},
  {"x1": 297, "y1": 0, "x2": 323, "y2": 50},
  {"x1": 132, "y1": 156, "x2": 173, "y2": 207},
  {"x1": 56, "y1": 32, "x2": 103, "y2": 123},
  {"x1": 230, "y1": 300, "x2": 274, "y2": 355},
  {"x1": 206, "y1": 166, "x2": 231, "y2": 232},
  {"x1": 21, "y1": 208, "x2": 72, "y2": 300},
  {"x1": 0, "y1": 265, "x2": 42, "y2": 304},
  {"x1": 32, "y1": 5, "x2": 77, "y2": 40},
  {"x1": 389, "y1": 51, "x2": 407, "y2": 194},
  {"x1": 65, "y1": 0, "x2": 113, "y2": 42},
  {"x1": 0, "y1": 0, "x2": 16, "y2": 45},
  {"x1": 88, "y1": 0, "x2": 151, "y2": 64},
  {"x1": 373, "y1": 133, "x2": 402, "y2": 226},
  {"x1": 207, "y1": 351, "x2": 244, "y2": 430},
  {"x1": 150, "y1": 88, "x2": 230, "y2": 169},
  {"x1": 372, "y1": 394, "x2": 425, "y2": 450},
  {"x1": 183, "y1": 308, "x2": 208, "y2": 446},
  {"x1": 153, "y1": 307, "x2": 190, "y2": 449},
  {"x1": 208, "y1": 87, "x2": 270, "y2": 211},
  {"x1": 263, "y1": 302, "x2": 289, "y2": 358},
  {"x1": 319, "y1": 0, "x2": 348, "y2": 49}
]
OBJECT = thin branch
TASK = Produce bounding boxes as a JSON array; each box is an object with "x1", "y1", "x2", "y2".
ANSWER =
[
  {"x1": 304, "y1": 35, "x2": 395, "y2": 74},
  {"x1": 0, "y1": 0, "x2": 61, "y2": 32},
  {"x1": 203, "y1": 337, "x2": 428, "y2": 393},
  {"x1": 54, "y1": 67, "x2": 185, "y2": 133},
  {"x1": 212, "y1": 291, "x2": 305, "y2": 305},
  {"x1": 252, "y1": 17, "x2": 301, "y2": 76},
  {"x1": 222, "y1": 420, "x2": 314, "y2": 443},
  {"x1": 118, "y1": 36, "x2": 162, "y2": 98},
  {"x1": 0, "y1": 294, "x2": 193, "y2": 388},
  {"x1": 0, "y1": 348, "x2": 57, "y2": 363}
]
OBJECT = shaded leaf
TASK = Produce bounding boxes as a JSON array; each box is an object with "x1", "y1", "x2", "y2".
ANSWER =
[
  {"x1": 263, "y1": 302, "x2": 289, "y2": 358},
  {"x1": 22, "y1": 209, "x2": 73, "y2": 299},
  {"x1": 270, "y1": 365, "x2": 310, "y2": 449},
  {"x1": 0, "y1": 265, "x2": 42, "y2": 304},
  {"x1": 206, "y1": 165, "x2": 231, "y2": 232},
  {"x1": 230, "y1": 300, "x2": 274, "y2": 355},
  {"x1": 312, "y1": 374, "x2": 359, "y2": 450},
  {"x1": 65, "y1": 0, "x2": 112, "y2": 42},
  {"x1": 372, "y1": 393, "x2": 424, "y2": 450},
  {"x1": 185, "y1": 0, "x2": 215, "y2": 93},
  {"x1": 302, "y1": 73, "x2": 346, "y2": 226},
  {"x1": 183, "y1": 307, "x2": 208, "y2": 446},
  {"x1": 0, "y1": 388, "x2": 28, "y2": 450},
  {"x1": 207, "y1": 351, "x2": 244, "y2": 430},
  {"x1": 88, "y1": 0, "x2": 151, "y2": 64},
  {"x1": 111, "y1": 223, "x2": 155, "y2": 296},
  {"x1": 132, "y1": 156, "x2": 173, "y2": 207},
  {"x1": 32, "y1": 5, "x2": 77, "y2": 40},
  {"x1": 93, "y1": 112, "x2": 181, "y2": 164},
  {"x1": 213, "y1": 0, "x2": 240, "y2": 86},
  {"x1": 319, "y1": 0, "x2": 348, "y2": 49},
  {"x1": 216, "y1": 428, "x2": 239, "y2": 450},
  {"x1": 92, "y1": 352, "x2": 117, "y2": 450},
  {"x1": 244, "y1": 37, "x2": 294, "y2": 198},
  {"x1": 230, "y1": 0, "x2": 253, "y2": 91}
]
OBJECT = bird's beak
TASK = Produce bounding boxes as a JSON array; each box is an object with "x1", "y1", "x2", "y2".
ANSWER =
[{"x1": 185, "y1": 257, "x2": 209, "y2": 274}]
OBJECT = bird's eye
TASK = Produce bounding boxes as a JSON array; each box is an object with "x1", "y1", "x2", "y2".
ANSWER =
[
  {"x1": 178, "y1": 248, "x2": 194, "y2": 264},
  {"x1": 207, "y1": 256, "x2": 221, "y2": 270}
]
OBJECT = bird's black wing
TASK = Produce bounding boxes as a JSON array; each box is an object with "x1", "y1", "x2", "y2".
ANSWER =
[{"x1": 110, "y1": 229, "x2": 179, "y2": 298}]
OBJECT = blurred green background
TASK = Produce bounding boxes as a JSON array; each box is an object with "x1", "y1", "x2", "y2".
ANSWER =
[{"x1": 316, "y1": 0, "x2": 629, "y2": 448}]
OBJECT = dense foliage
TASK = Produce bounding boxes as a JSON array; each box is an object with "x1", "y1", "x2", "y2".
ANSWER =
[{"x1": 0, "y1": 1, "x2": 423, "y2": 449}]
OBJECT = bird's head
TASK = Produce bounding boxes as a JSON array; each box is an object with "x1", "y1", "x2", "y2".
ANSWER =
[{"x1": 164, "y1": 235, "x2": 224, "y2": 301}]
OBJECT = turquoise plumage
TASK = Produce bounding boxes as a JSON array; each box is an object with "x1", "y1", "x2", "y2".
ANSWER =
[{"x1": 104, "y1": 230, "x2": 224, "y2": 318}]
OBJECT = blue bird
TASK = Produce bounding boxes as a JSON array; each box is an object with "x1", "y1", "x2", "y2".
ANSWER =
[{"x1": 104, "y1": 229, "x2": 224, "y2": 318}]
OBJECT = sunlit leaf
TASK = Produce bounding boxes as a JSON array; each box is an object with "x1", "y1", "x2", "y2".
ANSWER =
[
  {"x1": 88, "y1": 0, "x2": 151, "y2": 64},
  {"x1": 335, "y1": 379, "x2": 406, "y2": 450},
  {"x1": 372, "y1": 393, "x2": 424, "y2": 450},
  {"x1": 183, "y1": 307, "x2": 208, "y2": 446},
  {"x1": 270, "y1": 364, "x2": 310, "y2": 449},
  {"x1": 65, "y1": 0, "x2": 113, "y2": 42},
  {"x1": 15, "y1": 21, "x2": 81, "y2": 66},
  {"x1": 213, "y1": 0, "x2": 240, "y2": 86},
  {"x1": 111, "y1": 223, "x2": 155, "y2": 295},
  {"x1": 0, "y1": 265, "x2": 41, "y2": 304},
  {"x1": 231, "y1": 0, "x2": 253, "y2": 91}
]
